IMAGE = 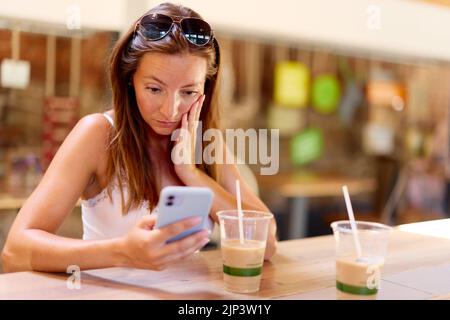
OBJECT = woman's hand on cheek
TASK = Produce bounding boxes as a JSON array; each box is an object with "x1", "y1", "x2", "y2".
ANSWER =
[{"x1": 172, "y1": 94, "x2": 205, "y2": 180}]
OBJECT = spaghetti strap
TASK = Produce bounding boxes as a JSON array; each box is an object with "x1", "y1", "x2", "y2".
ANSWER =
[{"x1": 102, "y1": 113, "x2": 114, "y2": 127}]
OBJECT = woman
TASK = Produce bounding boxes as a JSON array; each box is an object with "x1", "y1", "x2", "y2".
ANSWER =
[{"x1": 1, "y1": 3, "x2": 277, "y2": 273}]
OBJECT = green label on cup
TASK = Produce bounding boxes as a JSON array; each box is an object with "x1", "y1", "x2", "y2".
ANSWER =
[
  {"x1": 336, "y1": 281, "x2": 378, "y2": 295},
  {"x1": 223, "y1": 265, "x2": 262, "y2": 277}
]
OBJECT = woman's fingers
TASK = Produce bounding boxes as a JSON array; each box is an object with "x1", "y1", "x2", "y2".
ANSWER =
[
  {"x1": 195, "y1": 95, "x2": 205, "y2": 121},
  {"x1": 158, "y1": 239, "x2": 209, "y2": 266},
  {"x1": 195, "y1": 95, "x2": 205, "y2": 123},
  {"x1": 191, "y1": 96, "x2": 203, "y2": 133},
  {"x1": 156, "y1": 230, "x2": 210, "y2": 265},
  {"x1": 137, "y1": 214, "x2": 157, "y2": 229},
  {"x1": 181, "y1": 113, "x2": 188, "y2": 130},
  {"x1": 187, "y1": 97, "x2": 199, "y2": 130},
  {"x1": 188, "y1": 94, "x2": 204, "y2": 131},
  {"x1": 155, "y1": 216, "x2": 203, "y2": 243},
  {"x1": 177, "y1": 114, "x2": 187, "y2": 141},
  {"x1": 174, "y1": 94, "x2": 205, "y2": 168}
]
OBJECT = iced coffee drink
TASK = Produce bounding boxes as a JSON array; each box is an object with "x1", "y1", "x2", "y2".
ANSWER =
[
  {"x1": 221, "y1": 239, "x2": 266, "y2": 293},
  {"x1": 336, "y1": 256, "x2": 383, "y2": 299},
  {"x1": 331, "y1": 220, "x2": 391, "y2": 300},
  {"x1": 217, "y1": 210, "x2": 273, "y2": 294}
]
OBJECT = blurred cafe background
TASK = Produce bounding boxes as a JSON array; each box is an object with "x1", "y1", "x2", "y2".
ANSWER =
[{"x1": 0, "y1": 0, "x2": 449, "y2": 271}]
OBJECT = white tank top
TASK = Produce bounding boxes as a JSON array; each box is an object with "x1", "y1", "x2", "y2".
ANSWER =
[
  {"x1": 81, "y1": 113, "x2": 157, "y2": 240},
  {"x1": 81, "y1": 113, "x2": 213, "y2": 240}
]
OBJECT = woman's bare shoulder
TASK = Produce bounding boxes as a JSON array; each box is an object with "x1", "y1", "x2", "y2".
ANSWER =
[
  {"x1": 57, "y1": 112, "x2": 113, "y2": 174},
  {"x1": 77, "y1": 112, "x2": 112, "y2": 131},
  {"x1": 64, "y1": 113, "x2": 114, "y2": 197},
  {"x1": 71, "y1": 112, "x2": 113, "y2": 148}
]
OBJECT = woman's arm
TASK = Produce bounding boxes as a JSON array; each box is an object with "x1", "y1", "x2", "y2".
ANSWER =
[
  {"x1": 1, "y1": 114, "x2": 124, "y2": 272},
  {"x1": 2, "y1": 114, "x2": 211, "y2": 273},
  {"x1": 172, "y1": 96, "x2": 278, "y2": 259},
  {"x1": 176, "y1": 161, "x2": 278, "y2": 260},
  {"x1": 176, "y1": 165, "x2": 269, "y2": 220}
]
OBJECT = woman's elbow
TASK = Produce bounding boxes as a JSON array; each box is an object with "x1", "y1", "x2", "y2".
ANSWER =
[
  {"x1": 1, "y1": 246, "x2": 15, "y2": 273},
  {"x1": 1, "y1": 240, "x2": 31, "y2": 273}
]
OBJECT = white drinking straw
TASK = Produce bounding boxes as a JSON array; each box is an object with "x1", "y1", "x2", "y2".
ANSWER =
[
  {"x1": 342, "y1": 185, "x2": 362, "y2": 258},
  {"x1": 235, "y1": 180, "x2": 244, "y2": 245}
]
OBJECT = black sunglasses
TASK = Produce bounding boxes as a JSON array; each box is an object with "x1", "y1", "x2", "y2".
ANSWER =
[{"x1": 134, "y1": 13, "x2": 214, "y2": 46}]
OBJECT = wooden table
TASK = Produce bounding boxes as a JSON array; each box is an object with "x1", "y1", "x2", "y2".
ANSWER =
[
  {"x1": 258, "y1": 172, "x2": 376, "y2": 239},
  {"x1": 1, "y1": 219, "x2": 449, "y2": 300}
]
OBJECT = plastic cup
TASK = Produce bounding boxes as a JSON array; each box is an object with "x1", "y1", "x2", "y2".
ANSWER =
[
  {"x1": 330, "y1": 220, "x2": 392, "y2": 300},
  {"x1": 217, "y1": 210, "x2": 273, "y2": 293}
]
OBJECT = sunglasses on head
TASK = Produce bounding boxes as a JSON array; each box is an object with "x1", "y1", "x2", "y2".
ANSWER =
[{"x1": 134, "y1": 13, "x2": 214, "y2": 46}]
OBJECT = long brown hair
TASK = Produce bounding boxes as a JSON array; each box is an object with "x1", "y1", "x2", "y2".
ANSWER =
[{"x1": 107, "y1": 3, "x2": 221, "y2": 214}]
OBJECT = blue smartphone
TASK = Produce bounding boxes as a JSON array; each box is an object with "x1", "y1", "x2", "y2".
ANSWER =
[{"x1": 155, "y1": 186, "x2": 214, "y2": 243}]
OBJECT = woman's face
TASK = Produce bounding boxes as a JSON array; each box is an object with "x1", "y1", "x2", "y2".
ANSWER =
[{"x1": 133, "y1": 52, "x2": 208, "y2": 136}]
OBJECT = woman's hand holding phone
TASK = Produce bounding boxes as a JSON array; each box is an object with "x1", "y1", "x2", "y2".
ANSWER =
[{"x1": 118, "y1": 214, "x2": 210, "y2": 271}]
